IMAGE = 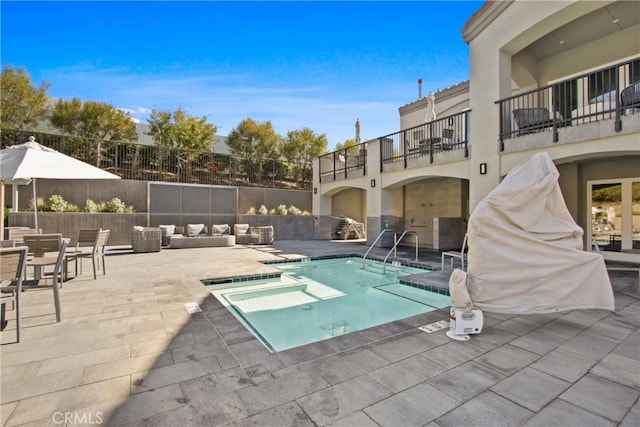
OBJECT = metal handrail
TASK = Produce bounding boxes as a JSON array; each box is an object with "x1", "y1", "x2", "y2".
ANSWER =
[
  {"x1": 362, "y1": 228, "x2": 395, "y2": 269},
  {"x1": 382, "y1": 231, "x2": 419, "y2": 274}
]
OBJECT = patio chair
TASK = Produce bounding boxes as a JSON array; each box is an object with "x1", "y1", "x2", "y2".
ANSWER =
[
  {"x1": 233, "y1": 224, "x2": 251, "y2": 244},
  {"x1": 21, "y1": 239, "x2": 68, "y2": 323},
  {"x1": 23, "y1": 233, "x2": 63, "y2": 279},
  {"x1": 131, "y1": 227, "x2": 161, "y2": 253},
  {"x1": 0, "y1": 246, "x2": 28, "y2": 342},
  {"x1": 621, "y1": 81, "x2": 640, "y2": 111},
  {"x1": 442, "y1": 233, "x2": 468, "y2": 271},
  {"x1": 333, "y1": 216, "x2": 365, "y2": 240},
  {"x1": 65, "y1": 229, "x2": 110, "y2": 280},
  {"x1": 6, "y1": 228, "x2": 41, "y2": 245}
]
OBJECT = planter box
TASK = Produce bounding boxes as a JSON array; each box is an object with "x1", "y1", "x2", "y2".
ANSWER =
[
  {"x1": 236, "y1": 215, "x2": 315, "y2": 240},
  {"x1": 8, "y1": 212, "x2": 146, "y2": 245}
]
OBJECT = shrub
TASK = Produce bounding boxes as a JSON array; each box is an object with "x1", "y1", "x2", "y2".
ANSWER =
[
  {"x1": 3, "y1": 206, "x2": 9, "y2": 226},
  {"x1": 47, "y1": 195, "x2": 68, "y2": 212},
  {"x1": 287, "y1": 205, "x2": 302, "y2": 215},
  {"x1": 105, "y1": 197, "x2": 127, "y2": 213},
  {"x1": 257, "y1": 205, "x2": 268, "y2": 215},
  {"x1": 275, "y1": 204, "x2": 288, "y2": 215},
  {"x1": 247, "y1": 207, "x2": 256, "y2": 215},
  {"x1": 84, "y1": 199, "x2": 99, "y2": 213}
]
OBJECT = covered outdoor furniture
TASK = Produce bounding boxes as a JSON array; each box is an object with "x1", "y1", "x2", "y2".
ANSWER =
[
  {"x1": 250, "y1": 226, "x2": 274, "y2": 245},
  {"x1": 22, "y1": 239, "x2": 69, "y2": 323},
  {"x1": 465, "y1": 152, "x2": 614, "y2": 314},
  {"x1": 131, "y1": 227, "x2": 161, "y2": 253},
  {"x1": 442, "y1": 233, "x2": 468, "y2": 271},
  {"x1": 0, "y1": 246, "x2": 28, "y2": 342},
  {"x1": 65, "y1": 229, "x2": 110, "y2": 280},
  {"x1": 233, "y1": 224, "x2": 251, "y2": 244}
]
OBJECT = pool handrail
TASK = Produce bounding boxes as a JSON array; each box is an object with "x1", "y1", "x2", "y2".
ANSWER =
[
  {"x1": 363, "y1": 228, "x2": 396, "y2": 269},
  {"x1": 382, "y1": 231, "x2": 419, "y2": 274}
]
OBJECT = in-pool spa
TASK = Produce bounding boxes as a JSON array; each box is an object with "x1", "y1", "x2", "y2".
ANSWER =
[{"x1": 205, "y1": 257, "x2": 450, "y2": 351}]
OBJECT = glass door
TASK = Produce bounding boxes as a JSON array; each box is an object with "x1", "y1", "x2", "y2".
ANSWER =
[{"x1": 588, "y1": 178, "x2": 640, "y2": 262}]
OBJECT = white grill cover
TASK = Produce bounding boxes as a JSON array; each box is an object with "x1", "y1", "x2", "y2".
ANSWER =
[{"x1": 467, "y1": 152, "x2": 614, "y2": 314}]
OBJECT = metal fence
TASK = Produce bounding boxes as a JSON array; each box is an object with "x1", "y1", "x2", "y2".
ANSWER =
[
  {"x1": 379, "y1": 110, "x2": 470, "y2": 170},
  {"x1": 496, "y1": 57, "x2": 639, "y2": 149},
  {"x1": 0, "y1": 129, "x2": 312, "y2": 190},
  {"x1": 318, "y1": 141, "x2": 367, "y2": 182}
]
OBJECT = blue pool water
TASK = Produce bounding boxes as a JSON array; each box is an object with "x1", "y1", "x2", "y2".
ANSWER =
[{"x1": 205, "y1": 257, "x2": 450, "y2": 352}]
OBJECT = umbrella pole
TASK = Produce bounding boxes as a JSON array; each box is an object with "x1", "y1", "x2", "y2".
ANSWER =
[
  {"x1": 33, "y1": 179, "x2": 39, "y2": 232},
  {"x1": 0, "y1": 180, "x2": 4, "y2": 240}
]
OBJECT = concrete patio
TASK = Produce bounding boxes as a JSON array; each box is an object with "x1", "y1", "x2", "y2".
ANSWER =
[{"x1": 1, "y1": 240, "x2": 638, "y2": 426}]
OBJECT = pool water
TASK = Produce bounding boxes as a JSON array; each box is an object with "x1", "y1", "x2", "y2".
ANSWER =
[{"x1": 205, "y1": 257, "x2": 450, "y2": 352}]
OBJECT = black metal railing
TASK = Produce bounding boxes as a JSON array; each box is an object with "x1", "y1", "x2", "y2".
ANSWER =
[
  {"x1": 0, "y1": 129, "x2": 312, "y2": 190},
  {"x1": 318, "y1": 141, "x2": 367, "y2": 182},
  {"x1": 379, "y1": 110, "x2": 470, "y2": 170},
  {"x1": 497, "y1": 57, "x2": 639, "y2": 150}
]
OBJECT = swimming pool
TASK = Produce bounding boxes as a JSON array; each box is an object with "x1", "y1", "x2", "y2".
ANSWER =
[{"x1": 205, "y1": 257, "x2": 450, "y2": 352}]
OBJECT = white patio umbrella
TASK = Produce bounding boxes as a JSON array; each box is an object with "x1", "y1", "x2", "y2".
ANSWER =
[{"x1": 0, "y1": 136, "x2": 121, "y2": 237}]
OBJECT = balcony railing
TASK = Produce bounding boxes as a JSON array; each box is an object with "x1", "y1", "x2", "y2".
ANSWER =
[
  {"x1": 319, "y1": 141, "x2": 367, "y2": 182},
  {"x1": 380, "y1": 110, "x2": 470, "y2": 170},
  {"x1": 497, "y1": 57, "x2": 639, "y2": 150},
  {"x1": 0, "y1": 129, "x2": 312, "y2": 190}
]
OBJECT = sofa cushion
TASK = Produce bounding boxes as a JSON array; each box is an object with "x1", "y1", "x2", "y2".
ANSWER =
[
  {"x1": 186, "y1": 224, "x2": 205, "y2": 237},
  {"x1": 159, "y1": 225, "x2": 175, "y2": 236},
  {"x1": 234, "y1": 224, "x2": 250, "y2": 235},
  {"x1": 212, "y1": 224, "x2": 230, "y2": 235}
]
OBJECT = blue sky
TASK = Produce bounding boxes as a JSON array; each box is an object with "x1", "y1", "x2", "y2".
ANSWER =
[{"x1": 1, "y1": 1, "x2": 482, "y2": 150}]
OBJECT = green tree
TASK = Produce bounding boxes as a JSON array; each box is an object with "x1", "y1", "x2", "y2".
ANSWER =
[
  {"x1": 281, "y1": 128, "x2": 327, "y2": 185},
  {"x1": 50, "y1": 98, "x2": 137, "y2": 141},
  {"x1": 281, "y1": 127, "x2": 328, "y2": 164},
  {"x1": 146, "y1": 107, "x2": 216, "y2": 151},
  {"x1": 146, "y1": 107, "x2": 217, "y2": 180},
  {"x1": 227, "y1": 118, "x2": 281, "y2": 184},
  {"x1": 50, "y1": 98, "x2": 138, "y2": 166},
  {"x1": 334, "y1": 139, "x2": 357, "y2": 152},
  {"x1": 0, "y1": 66, "x2": 50, "y2": 130}
]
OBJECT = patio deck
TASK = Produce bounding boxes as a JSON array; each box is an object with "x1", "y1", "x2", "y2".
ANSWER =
[{"x1": 1, "y1": 240, "x2": 638, "y2": 426}]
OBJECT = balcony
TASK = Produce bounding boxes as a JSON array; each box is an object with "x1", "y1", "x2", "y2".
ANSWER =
[
  {"x1": 497, "y1": 57, "x2": 640, "y2": 152},
  {"x1": 380, "y1": 110, "x2": 470, "y2": 172},
  {"x1": 318, "y1": 142, "x2": 367, "y2": 183},
  {"x1": 318, "y1": 111, "x2": 471, "y2": 184}
]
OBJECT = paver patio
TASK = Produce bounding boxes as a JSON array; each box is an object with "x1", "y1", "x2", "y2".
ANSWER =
[{"x1": 1, "y1": 240, "x2": 638, "y2": 426}]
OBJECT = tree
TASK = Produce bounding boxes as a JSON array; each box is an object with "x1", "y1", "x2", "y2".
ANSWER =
[
  {"x1": 281, "y1": 127, "x2": 328, "y2": 165},
  {"x1": 50, "y1": 98, "x2": 137, "y2": 141},
  {"x1": 146, "y1": 107, "x2": 217, "y2": 151},
  {"x1": 146, "y1": 107, "x2": 217, "y2": 180},
  {"x1": 50, "y1": 98, "x2": 138, "y2": 166},
  {"x1": 281, "y1": 128, "x2": 327, "y2": 186},
  {"x1": 334, "y1": 139, "x2": 356, "y2": 152},
  {"x1": 0, "y1": 66, "x2": 50, "y2": 130},
  {"x1": 227, "y1": 118, "x2": 281, "y2": 184}
]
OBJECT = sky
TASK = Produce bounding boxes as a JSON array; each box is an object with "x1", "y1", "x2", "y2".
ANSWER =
[{"x1": 1, "y1": 1, "x2": 483, "y2": 150}]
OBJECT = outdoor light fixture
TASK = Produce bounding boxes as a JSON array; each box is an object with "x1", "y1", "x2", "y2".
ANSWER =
[
  {"x1": 479, "y1": 163, "x2": 487, "y2": 175},
  {"x1": 313, "y1": 187, "x2": 317, "y2": 194},
  {"x1": 370, "y1": 179, "x2": 376, "y2": 187}
]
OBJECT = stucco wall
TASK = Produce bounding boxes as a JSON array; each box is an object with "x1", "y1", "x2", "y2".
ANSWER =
[{"x1": 403, "y1": 177, "x2": 465, "y2": 248}]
